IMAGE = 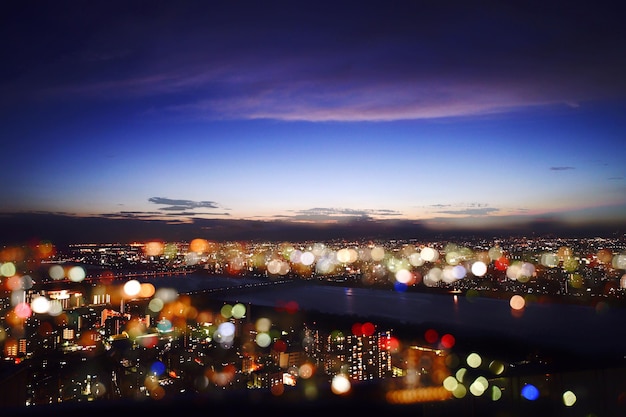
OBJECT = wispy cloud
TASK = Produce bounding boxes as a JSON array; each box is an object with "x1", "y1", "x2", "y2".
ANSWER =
[
  {"x1": 424, "y1": 202, "x2": 499, "y2": 216},
  {"x1": 148, "y1": 197, "x2": 221, "y2": 211},
  {"x1": 298, "y1": 207, "x2": 400, "y2": 216},
  {"x1": 425, "y1": 203, "x2": 497, "y2": 216},
  {"x1": 434, "y1": 207, "x2": 500, "y2": 216},
  {"x1": 164, "y1": 211, "x2": 230, "y2": 217},
  {"x1": 169, "y1": 80, "x2": 560, "y2": 122},
  {"x1": 550, "y1": 166, "x2": 576, "y2": 171},
  {"x1": 115, "y1": 211, "x2": 162, "y2": 217},
  {"x1": 279, "y1": 207, "x2": 402, "y2": 222},
  {"x1": 9, "y1": 1, "x2": 626, "y2": 124}
]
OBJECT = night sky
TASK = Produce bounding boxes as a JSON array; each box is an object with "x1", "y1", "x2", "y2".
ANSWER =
[{"x1": 2, "y1": 0, "x2": 626, "y2": 245}]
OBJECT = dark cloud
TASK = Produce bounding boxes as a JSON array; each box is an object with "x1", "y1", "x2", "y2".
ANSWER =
[
  {"x1": 116, "y1": 211, "x2": 163, "y2": 216},
  {"x1": 2, "y1": 211, "x2": 625, "y2": 248},
  {"x1": 164, "y1": 212, "x2": 231, "y2": 217},
  {"x1": 103, "y1": 209, "x2": 231, "y2": 221},
  {"x1": 0, "y1": 212, "x2": 423, "y2": 246},
  {"x1": 4, "y1": 1, "x2": 625, "y2": 121},
  {"x1": 159, "y1": 206, "x2": 197, "y2": 211}
]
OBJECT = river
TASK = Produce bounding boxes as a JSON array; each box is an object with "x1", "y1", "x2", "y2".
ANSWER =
[{"x1": 130, "y1": 272, "x2": 626, "y2": 362}]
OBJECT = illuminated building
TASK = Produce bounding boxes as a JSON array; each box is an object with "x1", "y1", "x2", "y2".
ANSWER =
[
  {"x1": 272, "y1": 343, "x2": 304, "y2": 369},
  {"x1": 103, "y1": 314, "x2": 129, "y2": 337},
  {"x1": 346, "y1": 330, "x2": 393, "y2": 381},
  {"x1": 5, "y1": 341, "x2": 17, "y2": 357},
  {"x1": 62, "y1": 328, "x2": 74, "y2": 340}
]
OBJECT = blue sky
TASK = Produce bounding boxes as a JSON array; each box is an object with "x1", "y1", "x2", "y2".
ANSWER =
[{"x1": 1, "y1": 0, "x2": 625, "y2": 244}]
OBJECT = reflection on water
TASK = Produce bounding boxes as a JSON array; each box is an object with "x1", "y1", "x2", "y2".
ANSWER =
[{"x1": 177, "y1": 276, "x2": 625, "y2": 358}]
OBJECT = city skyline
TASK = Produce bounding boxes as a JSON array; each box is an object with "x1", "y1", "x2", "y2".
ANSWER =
[{"x1": 2, "y1": 1, "x2": 626, "y2": 245}]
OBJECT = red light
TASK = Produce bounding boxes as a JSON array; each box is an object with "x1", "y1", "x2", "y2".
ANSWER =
[
  {"x1": 273, "y1": 339, "x2": 287, "y2": 352},
  {"x1": 440, "y1": 333, "x2": 455, "y2": 349},
  {"x1": 362, "y1": 322, "x2": 375, "y2": 336},
  {"x1": 495, "y1": 256, "x2": 510, "y2": 271},
  {"x1": 425, "y1": 328, "x2": 439, "y2": 344},
  {"x1": 285, "y1": 300, "x2": 299, "y2": 314}
]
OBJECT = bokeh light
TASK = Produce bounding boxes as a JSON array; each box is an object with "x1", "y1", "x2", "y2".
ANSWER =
[
  {"x1": 189, "y1": 238, "x2": 210, "y2": 253},
  {"x1": 521, "y1": 384, "x2": 540, "y2": 401},
  {"x1": 144, "y1": 241, "x2": 164, "y2": 257},
  {"x1": 466, "y1": 352, "x2": 482, "y2": 368},
  {"x1": 49, "y1": 264, "x2": 65, "y2": 280},
  {"x1": 452, "y1": 383, "x2": 467, "y2": 399},
  {"x1": 0, "y1": 262, "x2": 16, "y2": 277},
  {"x1": 123, "y1": 280, "x2": 141, "y2": 297},
  {"x1": 510, "y1": 295, "x2": 525, "y2": 310},
  {"x1": 443, "y1": 375, "x2": 458, "y2": 391},
  {"x1": 138, "y1": 283, "x2": 156, "y2": 298},
  {"x1": 470, "y1": 376, "x2": 489, "y2": 396},
  {"x1": 156, "y1": 318, "x2": 172, "y2": 332},
  {"x1": 425, "y1": 328, "x2": 439, "y2": 344},
  {"x1": 299, "y1": 363, "x2": 315, "y2": 379},
  {"x1": 490, "y1": 386, "x2": 502, "y2": 401},
  {"x1": 256, "y1": 317, "x2": 272, "y2": 332},
  {"x1": 331, "y1": 374, "x2": 351, "y2": 395},
  {"x1": 395, "y1": 268, "x2": 413, "y2": 284},
  {"x1": 215, "y1": 322, "x2": 236, "y2": 345},
  {"x1": 488, "y1": 246, "x2": 503, "y2": 260},
  {"x1": 256, "y1": 332, "x2": 271, "y2": 347},
  {"x1": 440, "y1": 333, "x2": 455, "y2": 349},
  {"x1": 420, "y1": 247, "x2": 439, "y2": 262},
  {"x1": 67, "y1": 266, "x2": 85, "y2": 282},
  {"x1": 562, "y1": 390, "x2": 577, "y2": 406},
  {"x1": 150, "y1": 361, "x2": 166, "y2": 376},
  {"x1": 471, "y1": 261, "x2": 487, "y2": 277},
  {"x1": 495, "y1": 256, "x2": 509, "y2": 271},
  {"x1": 3, "y1": 236, "x2": 626, "y2": 409},
  {"x1": 488, "y1": 360, "x2": 505, "y2": 375},
  {"x1": 231, "y1": 303, "x2": 246, "y2": 319},
  {"x1": 597, "y1": 248, "x2": 613, "y2": 264},
  {"x1": 300, "y1": 251, "x2": 315, "y2": 266},
  {"x1": 31, "y1": 296, "x2": 50, "y2": 314},
  {"x1": 14, "y1": 302, "x2": 32, "y2": 319},
  {"x1": 540, "y1": 252, "x2": 559, "y2": 267}
]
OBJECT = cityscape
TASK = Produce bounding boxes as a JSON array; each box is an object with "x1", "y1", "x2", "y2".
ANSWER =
[
  {"x1": 4, "y1": 1, "x2": 626, "y2": 416},
  {"x1": 1, "y1": 234, "x2": 626, "y2": 415}
]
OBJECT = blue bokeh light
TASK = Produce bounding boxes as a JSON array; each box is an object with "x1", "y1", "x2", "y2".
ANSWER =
[
  {"x1": 521, "y1": 384, "x2": 540, "y2": 401},
  {"x1": 394, "y1": 282, "x2": 408, "y2": 292},
  {"x1": 150, "y1": 360, "x2": 166, "y2": 376}
]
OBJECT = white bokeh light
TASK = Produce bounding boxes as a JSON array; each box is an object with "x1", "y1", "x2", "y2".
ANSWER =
[
  {"x1": 420, "y1": 247, "x2": 439, "y2": 262},
  {"x1": 331, "y1": 374, "x2": 351, "y2": 395},
  {"x1": 68, "y1": 266, "x2": 86, "y2": 282},
  {"x1": 123, "y1": 280, "x2": 141, "y2": 297},
  {"x1": 471, "y1": 261, "x2": 488, "y2": 276},
  {"x1": 300, "y1": 251, "x2": 316, "y2": 266},
  {"x1": 31, "y1": 296, "x2": 51, "y2": 314}
]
